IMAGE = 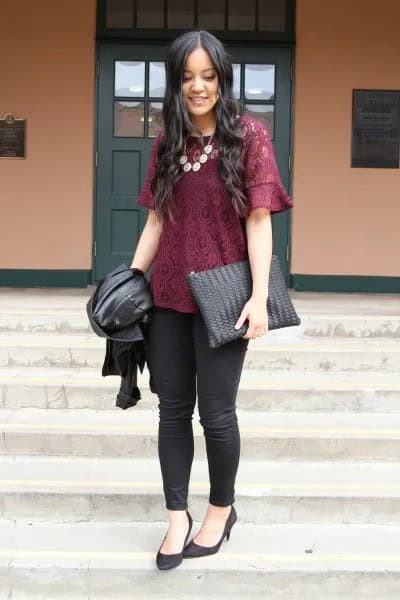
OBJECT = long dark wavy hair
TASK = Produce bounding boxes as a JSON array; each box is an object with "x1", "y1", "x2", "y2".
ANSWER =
[{"x1": 151, "y1": 29, "x2": 247, "y2": 223}]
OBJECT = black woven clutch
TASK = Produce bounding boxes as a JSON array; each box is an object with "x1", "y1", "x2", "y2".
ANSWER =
[{"x1": 186, "y1": 255, "x2": 301, "y2": 348}]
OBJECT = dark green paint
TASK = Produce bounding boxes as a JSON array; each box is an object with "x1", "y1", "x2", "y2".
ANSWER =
[
  {"x1": 291, "y1": 275, "x2": 400, "y2": 294},
  {"x1": 2, "y1": 270, "x2": 397, "y2": 293},
  {"x1": 0, "y1": 270, "x2": 91, "y2": 288}
]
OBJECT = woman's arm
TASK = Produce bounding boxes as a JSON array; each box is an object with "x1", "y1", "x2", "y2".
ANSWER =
[
  {"x1": 246, "y1": 207, "x2": 272, "y2": 302},
  {"x1": 130, "y1": 209, "x2": 163, "y2": 273},
  {"x1": 234, "y1": 207, "x2": 272, "y2": 338}
]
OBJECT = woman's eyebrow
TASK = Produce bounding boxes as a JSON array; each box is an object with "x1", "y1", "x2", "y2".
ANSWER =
[{"x1": 183, "y1": 67, "x2": 216, "y2": 74}]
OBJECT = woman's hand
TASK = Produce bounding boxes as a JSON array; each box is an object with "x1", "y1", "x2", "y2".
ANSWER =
[{"x1": 234, "y1": 296, "x2": 269, "y2": 339}]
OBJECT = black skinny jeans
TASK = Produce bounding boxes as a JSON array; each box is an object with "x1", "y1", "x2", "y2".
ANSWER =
[{"x1": 147, "y1": 306, "x2": 249, "y2": 511}]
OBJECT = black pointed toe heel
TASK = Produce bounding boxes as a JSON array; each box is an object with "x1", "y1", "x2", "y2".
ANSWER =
[
  {"x1": 156, "y1": 510, "x2": 193, "y2": 570},
  {"x1": 183, "y1": 505, "x2": 237, "y2": 559}
]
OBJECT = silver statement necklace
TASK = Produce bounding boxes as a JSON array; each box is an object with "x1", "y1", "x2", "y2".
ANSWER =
[{"x1": 179, "y1": 135, "x2": 215, "y2": 173}]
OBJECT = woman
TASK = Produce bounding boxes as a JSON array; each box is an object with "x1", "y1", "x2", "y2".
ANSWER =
[{"x1": 131, "y1": 29, "x2": 293, "y2": 570}]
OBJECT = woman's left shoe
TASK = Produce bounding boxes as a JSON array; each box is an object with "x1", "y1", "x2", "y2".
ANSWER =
[{"x1": 183, "y1": 505, "x2": 237, "y2": 558}]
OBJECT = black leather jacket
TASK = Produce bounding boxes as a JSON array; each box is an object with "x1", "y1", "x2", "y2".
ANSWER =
[
  {"x1": 87, "y1": 263, "x2": 157, "y2": 409},
  {"x1": 101, "y1": 333, "x2": 157, "y2": 410}
]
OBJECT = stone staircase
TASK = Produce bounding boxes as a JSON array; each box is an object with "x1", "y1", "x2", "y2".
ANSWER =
[{"x1": 0, "y1": 288, "x2": 400, "y2": 599}]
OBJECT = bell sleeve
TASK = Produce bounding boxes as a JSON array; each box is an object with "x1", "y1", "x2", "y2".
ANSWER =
[
  {"x1": 136, "y1": 132, "x2": 162, "y2": 209},
  {"x1": 242, "y1": 120, "x2": 293, "y2": 215}
]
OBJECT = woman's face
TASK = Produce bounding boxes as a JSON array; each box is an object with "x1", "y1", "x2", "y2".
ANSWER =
[{"x1": 182, "y1": 46, "x2": 219, "y2": 119}]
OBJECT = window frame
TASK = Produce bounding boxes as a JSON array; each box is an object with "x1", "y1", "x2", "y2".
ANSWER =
[{"x1": 97, "y1": 0, "x2": 295, "y2": 42}]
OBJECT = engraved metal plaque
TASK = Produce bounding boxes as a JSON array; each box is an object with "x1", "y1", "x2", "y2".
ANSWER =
[
  {"x1": 351, "y1": 90, "x2": 400, "y2": 168},
  {"x1": 0, "y1": 113, "x2": 26, "y2": 158}
]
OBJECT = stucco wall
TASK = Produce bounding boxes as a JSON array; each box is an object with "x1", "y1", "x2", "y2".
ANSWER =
[
  {"x1": 0, "y1": 0, "x2": 96, "y2": 269},
  {"x1": 291, "y1": 0, "x2": 400, "y2": 276},
  {"x1": 1, "y1": 0, "x2": 399, "y2": 276}
]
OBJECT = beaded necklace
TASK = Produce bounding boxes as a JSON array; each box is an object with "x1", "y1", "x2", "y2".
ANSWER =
[{"x1": 179, "y1": 135, "x2": 215, "y2": 173}]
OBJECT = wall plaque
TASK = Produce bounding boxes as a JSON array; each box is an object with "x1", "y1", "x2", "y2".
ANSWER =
[
  {"x1": 0, "y1": 113, "x2": 26, "y2": 158},
  {"x1": 351, "y1": 90, "x2": 400, "y2": 168}
]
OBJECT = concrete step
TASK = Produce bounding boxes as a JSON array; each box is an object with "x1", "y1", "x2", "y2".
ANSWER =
[
  {"x1": 2, "y1": 407, "x2": 400, "y2": 462},
  {"x1": 1, "y1": 366, "x2": 399, "y2": 413},
  {"x1": 0, "y1": 520, "x2": 400, "y2": 598},
  {"x1": 1, "y1": 455, "x2": 400, "y2": 525},
  {"x1": 2, "y1": 289, "x2": 400, "y2": 340},
  {"x1": 0, "y1": 307, "x2": 93, "y2": 335},
  {"x1": 2, "y1": 332, "x2": 400, "y2": 372},
  {"x1": 3, "y1": 306, "x2": 400, "y2": 340}
]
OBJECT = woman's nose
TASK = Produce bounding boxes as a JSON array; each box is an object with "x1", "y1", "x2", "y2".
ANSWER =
[{"x1": 191, "y1": 77, "x2": 205, "y2": 92}]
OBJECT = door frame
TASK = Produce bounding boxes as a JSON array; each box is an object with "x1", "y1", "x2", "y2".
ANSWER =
[{"x1": 92, "y1": 41, "x2": 295, "y2": 284}]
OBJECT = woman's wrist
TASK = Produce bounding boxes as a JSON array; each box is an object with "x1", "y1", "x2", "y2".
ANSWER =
[{"x1": 251, "y1": 292, "x2": 268, "y2": 303}]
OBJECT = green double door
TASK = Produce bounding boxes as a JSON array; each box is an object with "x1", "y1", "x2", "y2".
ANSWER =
[{"x1": 94, "y1": 43, "x2": 292, "y2": 282}]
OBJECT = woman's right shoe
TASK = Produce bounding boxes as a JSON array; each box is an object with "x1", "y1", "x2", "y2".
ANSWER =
[
  {"x1": 156, "y1": 510, "x2": 193, "y2": 570},
  {"x1": 183, "y1": 505, "x2": 237, "y2": 558}
]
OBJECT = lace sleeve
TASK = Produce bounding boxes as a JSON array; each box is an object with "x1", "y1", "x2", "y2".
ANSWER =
[{"x1": 242, "y1": 118, "x2": 293, "y2": 215}]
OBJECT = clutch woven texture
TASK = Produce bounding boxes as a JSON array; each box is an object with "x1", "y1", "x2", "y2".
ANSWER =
[{"x1": 186, "y1": 255, "x2": 301, "y2": 348}]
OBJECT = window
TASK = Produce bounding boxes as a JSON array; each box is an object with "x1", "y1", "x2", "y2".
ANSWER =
[
  {"x1": 114, "y1": 60, "x2": 165, "y2": 137},
  {"x1": 99, "y1": 0, "x2": 293, "y2": 39}
]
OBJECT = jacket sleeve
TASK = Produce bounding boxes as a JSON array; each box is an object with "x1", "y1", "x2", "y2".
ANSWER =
[
  {"x1": 101, "y1": 339, "x2": 119, "y2": 376},
  {"x1": 116, "y1": 356, "x2": 141, "y2": 409},
  {"x1": 101, "y1": 339, "x2": 142, "y2": 409}
]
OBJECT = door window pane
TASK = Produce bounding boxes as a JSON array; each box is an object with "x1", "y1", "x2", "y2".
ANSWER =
[
  {"x1": 232, "y1": 64, "x2": 241, "y2": 99},
  {"x1": 245, "y1": 64, "x2": 275, "y2": 100},
  {"x1": 198, "y1": 0, "x2": 225, "y2": 29},
  {"x1": 228, "y1": 0, "x2": 255, "y2": 30},
  {"x1": 167, "y1": 0, "x2": 195, "y2": 28},
  {"x1": 136, "y1": 0, "x2": 164, "y2": 28},
  {"x1": 149, "y1": 62, "x2": 166, "y2": 97},
  {"x1": 149, "y1": 102, "x2": 164, "y2": 137},
  {"x1": 114, "y1": 101, "x2": 144, "y2": 137},
  {"x1": 115, "y1": 62, "x2": 145, "y2": 97},
  {"x1": 258, "y1": 0, "x2": 286, "y2": 31},
  {"x1": 244, "y1": 104, "x2": 274, "y2": 137},
  {"x1": 106, "y1": 0, "x2": 134, "y2": 28}
]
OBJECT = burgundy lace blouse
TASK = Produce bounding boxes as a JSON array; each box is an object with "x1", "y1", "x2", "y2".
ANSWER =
[{"x1": 136, "y1": 115, "x2": 293, "y2": 313}]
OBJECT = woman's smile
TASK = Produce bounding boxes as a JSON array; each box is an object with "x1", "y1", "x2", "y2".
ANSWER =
[{"x1": 189, "y1": 96, "x2": 208, "y2": 106}]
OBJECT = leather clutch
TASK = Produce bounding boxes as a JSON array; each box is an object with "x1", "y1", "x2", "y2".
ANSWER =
[{"x1": 186, "y1": 255, "x2": 301, "y2": 348}]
